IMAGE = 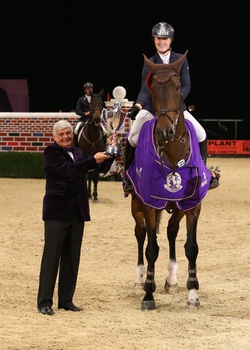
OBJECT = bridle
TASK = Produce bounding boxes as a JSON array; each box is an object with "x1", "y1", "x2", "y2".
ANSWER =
[
  {"x1": 81, "y1": 120, "x2": 104, "y2": 150},
  {"x1": 156, "y1": 101, "x2": 186, "y2": 146},
  {"x1": 149, "y1": 70, "x2": 186, "y2": 144}
]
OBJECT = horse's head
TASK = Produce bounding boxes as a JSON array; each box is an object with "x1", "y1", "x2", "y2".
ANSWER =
[
  {"x1": 144, "y1": 51, "x2": 188, "y2": 144},
  {"x1": 89, "y1": 89, "x2": 104, "y2": 126}
]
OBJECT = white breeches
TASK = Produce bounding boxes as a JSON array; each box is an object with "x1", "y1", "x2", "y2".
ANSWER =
[
  {"x1": 128, "y1": 109, "x2": 206, "y2": 147},
  {"x1": 74, "y1": 121, "x2": 83, "y2": 134},
  {"x1": 184, "y1": 110, "x2": 206, "y2": 142}
]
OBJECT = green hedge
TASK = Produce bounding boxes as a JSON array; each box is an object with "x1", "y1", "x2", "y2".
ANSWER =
[
  {"x1": 0, "y1": 152, "x2": 44, "y2": 179},
  {"x1": 0, "y1": 152, "x2": 123, "y2": 180}
]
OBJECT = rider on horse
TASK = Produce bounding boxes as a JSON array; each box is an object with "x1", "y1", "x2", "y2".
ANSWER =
[
  {"x1": 123, "y1": 22, "x2": 219, "y2": 194},
  {"x1": 74, "y1": 82, "x2": 106, "y2": 147}
]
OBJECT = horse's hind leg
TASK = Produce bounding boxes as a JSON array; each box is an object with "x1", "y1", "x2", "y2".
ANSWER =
[
  {"x1": 165, "y1": 209, "x2": 185, "y2": 294},
  {"x1": 185, "y1": 206, "x2": 201, "y2": 308},
  {"x1": 87, "y1": 174, "x2": 92, "y2": 198}
]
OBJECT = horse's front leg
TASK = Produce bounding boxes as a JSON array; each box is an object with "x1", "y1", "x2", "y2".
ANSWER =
[
  {"x1": 185, "y1": 205, "x2": 201, "y2": 308},
  {"x1": 134, "y1": 225, "x2": 146, "y2": 288},
  {"x1": 131, "y1": 195, "x2": 146, "y2": 288},
  {"x1": 92, "y1": 170, "x2": 99, "y2": 201},
  {"x1": 165, "y1": 208, "x2": 185, "y2": 294},
  {"x1": 141, "y1": 208, "x2": 160, "y2": 311}
]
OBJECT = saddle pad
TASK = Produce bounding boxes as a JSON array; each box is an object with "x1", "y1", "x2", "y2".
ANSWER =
[{"x1": 127, "y1": 119, "x2": 211, "y2": 211}]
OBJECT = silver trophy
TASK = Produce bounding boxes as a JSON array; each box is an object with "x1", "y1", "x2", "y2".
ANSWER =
[
  {"x1": 104, "y1": 87, "x2": 127, "y2": 157},
  {"x1": 105, "y1": 100, "x2": 123, "y2": 156}
]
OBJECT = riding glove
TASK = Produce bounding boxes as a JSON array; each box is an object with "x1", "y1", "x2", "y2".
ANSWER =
[{"x1": 128, "y1": 105, "x2": 140, "y2": 120}]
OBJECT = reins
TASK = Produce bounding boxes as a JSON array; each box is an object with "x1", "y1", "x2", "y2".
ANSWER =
[{"x1": 158, "y1": 133, "x2": 190, "y2": 174}]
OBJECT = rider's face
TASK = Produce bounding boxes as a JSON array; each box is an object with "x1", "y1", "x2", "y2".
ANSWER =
[
  {"x1": 84, "y1": 87, "x2": 93, "y2": 96},
  {"x1": 154, "y1": 37, "x2": 172, "y2": 55}
]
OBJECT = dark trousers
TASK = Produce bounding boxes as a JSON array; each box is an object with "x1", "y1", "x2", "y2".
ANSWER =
[{"x1": 37, "y1": 218, "x2": 84, "y2": 309}]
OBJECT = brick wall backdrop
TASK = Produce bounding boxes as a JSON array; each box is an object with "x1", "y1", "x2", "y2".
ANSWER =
[{"x1": 0, "y1": 109, "x2": 132, "y2": 172}]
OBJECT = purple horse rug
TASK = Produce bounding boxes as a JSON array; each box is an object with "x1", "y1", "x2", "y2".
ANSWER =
[{"x1": 127, "y1": 118, "x2": 211, "y2": 211}]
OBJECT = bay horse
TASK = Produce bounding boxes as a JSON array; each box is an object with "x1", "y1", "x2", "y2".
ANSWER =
[
  {"x1": 126, "y1": 51, "x2": 211, "y2": 310},
  {"x1": 78, "y1": 89, "x2": 107, "y2": 200}
]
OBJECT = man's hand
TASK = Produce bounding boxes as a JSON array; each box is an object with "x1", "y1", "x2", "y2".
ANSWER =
[
  {"x1": 107, "y1": 133, "x2": 118, "y2": 146},
  {"x1": 94, "y1": 152, "x2": 112, "y2": 163},
  {"x1": 128, "y1": 105, "x2": 140, "y2": 120}
]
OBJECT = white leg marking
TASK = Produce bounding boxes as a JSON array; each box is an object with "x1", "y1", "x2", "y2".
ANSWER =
[
  {"x1": 166, "y1": 260, "x2": 178, "y2": 286},
  {"x1": 187, "y1": 288, "x2": 200, "y2": 308},
  {"x1": 134, "y1": 265, "x2": 146, "y2": 287}
]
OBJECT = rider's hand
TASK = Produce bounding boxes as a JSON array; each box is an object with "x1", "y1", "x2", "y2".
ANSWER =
[{"x1": 128, "y1": 105, "x2": 140, "y2": 120}]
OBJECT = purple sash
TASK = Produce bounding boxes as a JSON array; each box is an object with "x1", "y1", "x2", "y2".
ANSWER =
[{"x1": 127, "y1": 119, "x2": 211, "y2": 211}]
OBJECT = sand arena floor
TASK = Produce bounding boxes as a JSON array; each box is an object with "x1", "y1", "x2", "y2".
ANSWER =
[{"x1": 0, "y1": 158, "x2": 250, "y2": 350}]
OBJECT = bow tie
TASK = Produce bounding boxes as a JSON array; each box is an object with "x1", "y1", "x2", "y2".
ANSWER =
[{"x1": 64, "y1": 147, "x2": 74, "y2": 153}]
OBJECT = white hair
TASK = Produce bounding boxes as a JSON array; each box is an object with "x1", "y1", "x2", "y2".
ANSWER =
[{"x1": 53, "y1": 120, "x2": 73, "y2": 137}]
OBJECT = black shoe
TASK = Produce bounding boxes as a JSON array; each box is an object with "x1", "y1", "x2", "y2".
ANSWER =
[
  {"x1": 58, "y1": 304, "x2": 83, "y2": 312},
  {"x1": 123, "y1": 177, "x2": 134, "y2": 194},
  {"x1": 38, "y1": 306, "x2": 55, "y2": 315},
  {"x1": 209, "y1": 177, "x2": 220, "y2": 190}
]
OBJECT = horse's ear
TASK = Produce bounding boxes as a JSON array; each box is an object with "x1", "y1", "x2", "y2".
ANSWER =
[
  {"x1": 143, "y1": 53, "x2": 154, "y2": 71},
  {"x1": 99, "y1": 89, "x2": 104, "y2": 98},
  {"x1": 171, "y1": 50, "x2": 188, "y2": 74}
]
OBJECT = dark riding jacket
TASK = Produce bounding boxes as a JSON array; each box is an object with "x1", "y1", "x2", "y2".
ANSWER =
[
  {"x1": 42, "y1": 143, "x2": 114, "y2": 222},
  {"x1": 136, "y1": 50, "x2": 191, "y2": 114},
  {"x1": 75, "y1": 95, "x2": 91, "y2": 123}
]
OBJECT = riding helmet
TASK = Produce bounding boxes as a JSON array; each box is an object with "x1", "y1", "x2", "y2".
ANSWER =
[
  {"x1": 152, "y1": 22, "x2": 174, "y2": 39},
  {"x1": 83, "y1": 82, "x2": 93, "y2": 89}
]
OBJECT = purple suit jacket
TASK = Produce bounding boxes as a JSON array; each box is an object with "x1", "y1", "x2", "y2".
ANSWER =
[{"x1": 42, "y1": 143, "x2": 114, "y2": 222}]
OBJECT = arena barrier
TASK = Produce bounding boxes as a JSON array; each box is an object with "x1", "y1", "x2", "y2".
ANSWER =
[{"x1": 0, "y1": 108, "x2": 132, "y2": 179}]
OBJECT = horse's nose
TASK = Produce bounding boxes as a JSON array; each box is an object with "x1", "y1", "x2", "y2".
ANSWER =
[
  {"x1": 162, "y1": 126, "x2": 174, "y2": 141},
  {"x1": 93, "y1": 116, "x2": 101, "y2": 125},
  {"x1": 157, "y1": 126, "x2": 174, "y2": 144},
  {"x1": 166, "y1": 126, "x2": 174, "y2": 138}
]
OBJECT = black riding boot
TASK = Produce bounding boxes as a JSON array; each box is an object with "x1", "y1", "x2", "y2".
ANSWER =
[
  {"x1": 199, "y1": 139, "x2": 219, "y2": 190},
  {"x1": 123, "y1": 139, "x2": 135, "y2": 194},
  {"x1": 199, "y1": 139, "x2": 207, "y2": 165}
]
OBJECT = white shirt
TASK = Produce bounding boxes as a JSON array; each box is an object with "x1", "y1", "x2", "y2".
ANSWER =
[{"x1": 159, "y1": 52, "x2": 170, "y2": 64}]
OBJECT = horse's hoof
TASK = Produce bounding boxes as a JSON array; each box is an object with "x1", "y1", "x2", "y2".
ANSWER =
[
  {"x1": 164, "y1": 281, "x2": 179, "y2": 294},
  {"x1": 141, "y1": 300, "x2": 156, "y2": 311},
  {"x1": 187, "y1": 298, "x2": 200, "y2": 309}
]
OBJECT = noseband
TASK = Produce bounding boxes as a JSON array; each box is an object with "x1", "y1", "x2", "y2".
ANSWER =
[{"x1": 156, "y1": 107, "x2": 180, "y2": 130}]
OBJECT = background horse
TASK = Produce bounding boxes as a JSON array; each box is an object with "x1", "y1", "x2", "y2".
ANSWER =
[
  {"x1": 126, "y1": 51, "x2": 211, "y2": 310},
  {"x1": 78, "y1": 89, "x2": 107, "y2": 200}
]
